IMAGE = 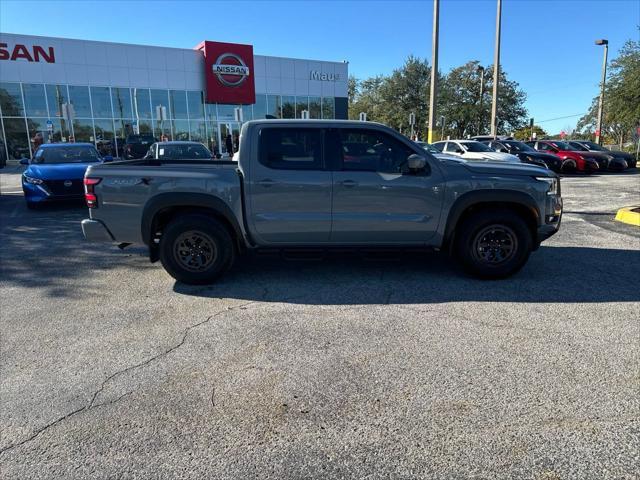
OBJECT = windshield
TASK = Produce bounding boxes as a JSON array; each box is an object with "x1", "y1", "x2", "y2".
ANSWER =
[
  {"x1": 582, "y1": 141, "x2": 606, "y2": 151},
  {"x1": 568, "y1": 142, "x2": 589, "y2": 151},
  {"x1": 157, "y1": 143, "x2": 212, "y2": 160},
  {"x1": 461, "y1": 142, "x2": 493, "y2": 153},
  {"x1": 503, "y1": 141, "x2": 535, "y2": 152},
  {"x1": 416, "y1": 141, "x2": 439, "y2": 154},
  {"x1": 549, "y1": 141, "x2": 573, "y2": 150},
  {"x1": 36, "y1": 146, "x2": 100, "y2": 164}
]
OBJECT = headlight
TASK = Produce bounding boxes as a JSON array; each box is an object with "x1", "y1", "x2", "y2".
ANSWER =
[
  {"x1": 535, "y1": 176, "x2": 559, "y2": 195},
  {"x1": 23, "y1": 174, "x2": 43, "y2": 185}
]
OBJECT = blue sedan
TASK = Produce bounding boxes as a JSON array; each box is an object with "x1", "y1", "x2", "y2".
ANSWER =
[{"x1": 21, "y1": 143, "x2": 110, "y2": 209}]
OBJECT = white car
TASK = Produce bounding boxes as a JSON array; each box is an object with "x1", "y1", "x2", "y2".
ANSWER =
[
  {"x1": 413, "y1": 141, "x2": 460, "y2": 161},
  {"x1": 431, "y1": 140, "x2": 521, "y2": 163}
]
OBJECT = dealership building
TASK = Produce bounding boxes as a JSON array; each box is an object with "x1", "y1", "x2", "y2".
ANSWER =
[{"x1": 0, "y1": 32, "x2": 349, "y2": 161}]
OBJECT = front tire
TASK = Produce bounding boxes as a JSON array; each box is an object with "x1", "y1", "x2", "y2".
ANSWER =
[
  {"x1": 159, "y1": 214, "x2": 235, "y2": 285},
  {"x1": 454, "y1": 209, "x2": 532, "y2": 279}
]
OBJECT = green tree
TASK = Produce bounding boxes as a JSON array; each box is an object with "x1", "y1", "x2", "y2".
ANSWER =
[
  {"x1": 577, "y1": 39, "x2": 640, "y2": 146},
  {"x1": 513, "y1": 124, "x2": 547, "y2": 141},
  {"x1": 348, "y1": 57, "x2": 528, "y2": 140}
]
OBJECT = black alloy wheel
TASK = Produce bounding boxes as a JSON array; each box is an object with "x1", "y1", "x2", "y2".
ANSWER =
[
  {"x1": 454, "y1": 209, "x2": 532, "y2": 279},
  {"x1": 159, "y1": 214, "x2": 235, "y2": 284}
]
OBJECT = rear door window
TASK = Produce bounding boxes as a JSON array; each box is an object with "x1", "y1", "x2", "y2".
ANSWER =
[{"x1": 259, "y1": 128, "x2": 323, "y2": 170}]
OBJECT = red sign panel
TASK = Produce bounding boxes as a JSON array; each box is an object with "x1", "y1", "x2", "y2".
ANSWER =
[{"x1": 196, "y1": 41, "x2": 255, "y2": 104}]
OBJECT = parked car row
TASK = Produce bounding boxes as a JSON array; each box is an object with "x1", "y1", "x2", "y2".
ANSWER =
[
  {"x1": 417, "y1": 137, "x2": 636, "y2": 174},
  {"x1": 20, "y1": 141, "x2": 217, "y2": 208}
]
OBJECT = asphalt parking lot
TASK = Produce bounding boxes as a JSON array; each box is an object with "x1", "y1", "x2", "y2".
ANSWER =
[{"x1": 1, "y1": 167, "x2": 639, "y2": 479}]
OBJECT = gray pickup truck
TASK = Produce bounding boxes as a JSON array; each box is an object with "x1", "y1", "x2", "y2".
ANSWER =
[{"x1": 81, "y1": 120, "x2": 562, "y2": 284}]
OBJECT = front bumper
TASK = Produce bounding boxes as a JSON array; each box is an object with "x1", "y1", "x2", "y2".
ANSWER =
[
  {"x1": 22, "y1": 181, "x2": 84, "y2": 203},
  {"x1": 81, "y1": 219, "x2": 114, "y2": 242},
  {"x1": 535, "y1": 194, "x2": 562, "y2": 247}
]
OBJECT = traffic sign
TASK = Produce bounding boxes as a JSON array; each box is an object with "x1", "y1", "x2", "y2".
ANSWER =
[{"x1": 46, "y1": 119, "x2": 53, "y2": 132}]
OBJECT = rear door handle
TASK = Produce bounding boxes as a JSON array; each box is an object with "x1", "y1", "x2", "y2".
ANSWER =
[
  {"x1": 341, "y1": 180, "x2": 358, "y2": 188},
  {"x1": 257, "y1": 179, "x2": 277, "y2": 187}
]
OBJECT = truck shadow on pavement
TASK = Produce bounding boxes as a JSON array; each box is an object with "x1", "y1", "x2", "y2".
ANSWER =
[
  {"x1": 2, "y1": 193, "x2": 639, "y2": 304},
  {"x1": 0, "y1": 197, "x2": 154, "y2": 299},
  {"x1": 174, "y1": 246, "x2": 640, "y2": 305}
]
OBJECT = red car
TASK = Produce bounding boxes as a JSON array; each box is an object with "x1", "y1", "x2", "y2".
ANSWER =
[{"x1": 525, "y1": 140, "x2": 599, "y2": 173}]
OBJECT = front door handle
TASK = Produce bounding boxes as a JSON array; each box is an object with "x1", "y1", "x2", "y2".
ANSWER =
[
  {"x1": 257, "y1": 179, "x2": 277, "y2": 187},
  {"x1": 341, "y1": 180, "x2": 358, "y2": 188}
]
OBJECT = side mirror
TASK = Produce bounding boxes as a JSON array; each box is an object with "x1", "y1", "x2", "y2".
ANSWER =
[
  {"x1": 498, "y1": 147, "x2": 508, "y2": 153},
  {"x1": 407, "y1": 154, "x2": 427, "y2": 173},
  {"x1": 103, "y1": 155, "x2": 113, "y2": 162},
  {"x1": 457, "y1": 149, "x2": 464, "y2": 154},
  {"x1": 19, "y1": 158, "x2": 29, "y2": 165}
]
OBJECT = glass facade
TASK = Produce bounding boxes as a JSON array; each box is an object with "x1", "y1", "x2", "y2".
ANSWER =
[{"x1": 0, "y1": 81, "x2": 336, "y2": 161}]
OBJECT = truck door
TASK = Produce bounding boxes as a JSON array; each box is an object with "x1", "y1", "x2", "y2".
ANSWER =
[
  {"x1": 246, "y1": 126, "x2": 332, "y2": 244},
  {"x1": 328, "y1": 127, "x2": 444, "y2": 244}
]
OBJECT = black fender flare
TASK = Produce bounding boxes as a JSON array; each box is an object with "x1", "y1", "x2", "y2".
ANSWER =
[
  {"x1": 141, "y1": 192, "x2": 244, "y2": 246},
  {"x1": 443, "y1": 189, "x2": 541, "y2": 245}
]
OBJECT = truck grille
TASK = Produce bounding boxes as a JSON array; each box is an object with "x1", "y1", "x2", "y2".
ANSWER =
[{"x1": 43, "y1": 179, "x2": 84, "y2": 196}]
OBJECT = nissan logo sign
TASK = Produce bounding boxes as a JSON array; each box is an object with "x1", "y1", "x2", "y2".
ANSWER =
[{"x1": 212, "y1": 53, "x2": 250, "y2": 87}]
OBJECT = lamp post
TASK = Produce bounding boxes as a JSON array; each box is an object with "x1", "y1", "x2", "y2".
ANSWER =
[
  {"x1": 477, "y1": 65, "x2": 485, "y2": 135},
  {"x1": 427, "y1": 0, "x2": 440, "y2": 143},
  {"x1": 595, "y1": 39, "x2": 609, "y2": 145},
  {"x1": 490, "y1": 0, "x2": 502, "y2": 137}
]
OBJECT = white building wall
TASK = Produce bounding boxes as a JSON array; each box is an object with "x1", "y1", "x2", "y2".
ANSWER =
[{"x1": 0, "y1": 33, "x2": 348, "y2": 97}]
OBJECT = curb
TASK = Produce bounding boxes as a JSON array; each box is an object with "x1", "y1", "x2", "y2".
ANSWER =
[{"x1": 615, "y1": 207, "x2": 640, "y2": 227}]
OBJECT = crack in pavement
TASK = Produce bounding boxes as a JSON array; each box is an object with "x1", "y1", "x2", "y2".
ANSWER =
[{"x1": 0, "y1": 300, "x2": 259, "y2": 456}]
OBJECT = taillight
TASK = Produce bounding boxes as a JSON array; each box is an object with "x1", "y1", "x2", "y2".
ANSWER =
[{"x1": 84, "y1": 177, "x2": 102, "y2": 208}]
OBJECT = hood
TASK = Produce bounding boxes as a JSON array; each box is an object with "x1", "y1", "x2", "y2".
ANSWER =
[
  {"x1": 576, "y1": 151, "x2": 612, "y2": 161},
  {"x1": 524, "y1": 151, "x2": 559, "y2": 161},
  {"x1": 460, "y1": 160, "x2": 552, "y2": 177},
  {"x1": 464, "y1": 151, "x2": 520, "y2": 162},
  {"x1": 607, "y1": 150, "x2": 634, "y2": 161},
  {"x1": 26, "y1": 162, "x2": 96, "y2": 180}
]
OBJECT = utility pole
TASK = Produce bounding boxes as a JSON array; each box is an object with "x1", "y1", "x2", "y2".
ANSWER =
[
  {"x1": 595, "y1": 39, "x2": 609, "y2": 145},
  {"x1": 440, "y1": 115, "x2": 445, "y2": 140},
  {"x1": 427, "y1": 0, "x2": 439, "y2": 143},
  {"x1": 477, "y1": 65, "x2": 485, "y2": 135},
  {"x1": 490, "y1": 0, "x2": 502, "y2": 137}
]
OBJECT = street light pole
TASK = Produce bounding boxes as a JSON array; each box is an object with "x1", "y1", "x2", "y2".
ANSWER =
[
  {"x1": 477, "y1": 65, "x2": 485, "y2": 135},
  {"x1": 427, "y1": 0, "x2": 440, "y2": 143},
  {"x1": 595, "y1": 39, "x2": 609, "y2": 145},
  {"x1": 490, "y1": 0, "x2": 502, "y2": 137}
]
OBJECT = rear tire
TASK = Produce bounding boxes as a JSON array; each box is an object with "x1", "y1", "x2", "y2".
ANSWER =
[
  {"x1": 454, "y1": 209, "x2": 532, "y2": 279},
  {"x1": 159, "y1": 214, "x2": 235, "y2": 285}
]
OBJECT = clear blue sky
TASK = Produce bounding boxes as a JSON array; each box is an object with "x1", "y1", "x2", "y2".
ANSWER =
[{"x1": 1, "y1": 0, "x2": 638, "y2": 133}]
